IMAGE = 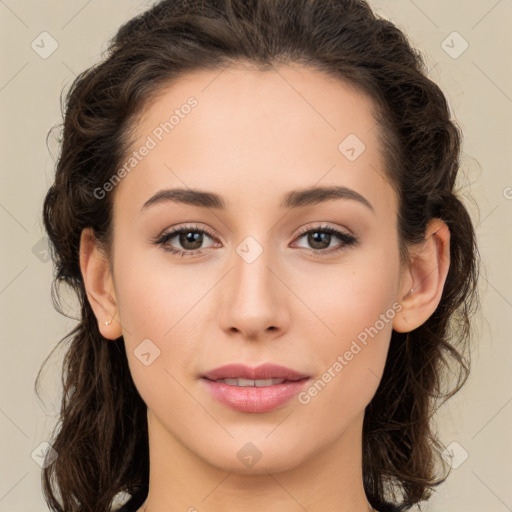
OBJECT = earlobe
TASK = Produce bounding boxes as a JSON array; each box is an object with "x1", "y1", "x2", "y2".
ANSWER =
[
  {"x1": 79, "y1": 228, "x2": 122, "y2": 340},
  {"x1": 393, "y1": 218, "x2": 451, "y2": 333}
]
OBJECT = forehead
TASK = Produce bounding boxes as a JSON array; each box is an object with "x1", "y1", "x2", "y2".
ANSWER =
[
  {"x1": 114, "y1": 62, "x2": 393, "y2": 216},
  {"x1": 132, "y1": 62, "x2": 381, "y2": 153}
]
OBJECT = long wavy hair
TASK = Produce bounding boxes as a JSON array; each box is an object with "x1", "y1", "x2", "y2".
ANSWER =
[{"x1": 36, "y1": 0, "x2": 480, "y2": 510}]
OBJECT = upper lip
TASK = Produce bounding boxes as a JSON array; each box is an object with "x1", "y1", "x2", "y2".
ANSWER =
[{"x1": 201, "y1": 363, "x2": 310, "y2": 381}]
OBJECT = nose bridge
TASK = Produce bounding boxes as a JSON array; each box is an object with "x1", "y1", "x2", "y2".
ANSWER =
[
  {"x1": 219, "y1": 231, "x2": 288, "y2": 337},
  {"x1": 232, "y1": 233, "x2": 278, "y2": 305}
]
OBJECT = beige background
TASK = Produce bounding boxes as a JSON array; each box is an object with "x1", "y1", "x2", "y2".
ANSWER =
[{"x1": 1, "y1": 1, "x2": 511, "y2": 510}]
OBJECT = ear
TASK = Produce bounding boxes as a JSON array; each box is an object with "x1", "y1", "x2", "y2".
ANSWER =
[
  {"x1": 393, "y1": 218, "x2": 451, "y2": 333},
  {"x1": 79, "y1": 227, "x2": 122, "y2": 340}
]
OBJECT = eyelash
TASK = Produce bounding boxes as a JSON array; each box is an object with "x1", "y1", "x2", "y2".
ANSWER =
[{"x1": 152, "y1": 223, "x2": 358, "y2": 258}]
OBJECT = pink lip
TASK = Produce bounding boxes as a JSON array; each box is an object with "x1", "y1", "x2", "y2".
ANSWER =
[
  {"x1": 201, "y1": 363, "x2": 309, "y2": 381},
  {"x1": 201, "y1": 363, "x2": 310, "y2": 413}
]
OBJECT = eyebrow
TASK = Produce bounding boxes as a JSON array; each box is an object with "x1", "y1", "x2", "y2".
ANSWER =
[{"x1": 141, "y1": 185, "x2": 374, "y2": 213}]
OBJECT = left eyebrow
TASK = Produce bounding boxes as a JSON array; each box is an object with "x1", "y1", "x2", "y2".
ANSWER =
[
  {"x1": 141, "y1": 185, "x2": 374, "y2": 213},
  {"x1": 281, "y1": 185, "x2": 374, "y2": 213}
]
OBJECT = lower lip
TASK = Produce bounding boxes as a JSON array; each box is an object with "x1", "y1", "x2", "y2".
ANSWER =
[{"x1": 201, "y1": 378, "x2": 310, "y2": 413}]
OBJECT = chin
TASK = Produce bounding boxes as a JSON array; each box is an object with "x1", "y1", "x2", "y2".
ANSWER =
[{"x1": 192, "y1": 434, "x2": 312, "y2": 475}]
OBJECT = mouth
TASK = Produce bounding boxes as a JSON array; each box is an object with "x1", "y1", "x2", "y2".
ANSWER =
[
  {"x1": 200, "y1": 363, "x2": 311, "y2": 413},
  {"x1": 202, "y1": 376, "x2": 308, "y2": 387},
  {"x1": 201, "y1": 362, "x2": 310, "y2": 382}
]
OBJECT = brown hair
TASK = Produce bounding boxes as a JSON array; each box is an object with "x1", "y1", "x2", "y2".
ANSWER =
[{"x1": 36, "y1": 0, "x2": 480, "y2": 511}]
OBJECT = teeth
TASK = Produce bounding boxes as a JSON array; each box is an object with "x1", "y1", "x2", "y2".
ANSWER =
[{"x1": 215, "y1": 377, "x2": 286, "y2": 387}]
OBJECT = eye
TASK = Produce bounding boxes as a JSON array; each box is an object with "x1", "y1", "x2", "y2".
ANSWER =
[
  {"x1": 153, "y1": 224, "x2": 219, "y2": 257},
  {"x1": 152, "y1": 223, "x2": 358, "y2": 258},
  {"x1": 291, "y1": 224, "x2": 358, "y2": 257}
]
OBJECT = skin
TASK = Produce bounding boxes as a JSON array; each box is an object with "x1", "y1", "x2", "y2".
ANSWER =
[{"x1": 80, "y1": 62, "x2": 450, "y2": 512}]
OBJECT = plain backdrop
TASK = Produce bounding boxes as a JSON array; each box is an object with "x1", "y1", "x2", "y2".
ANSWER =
[{"x1": 1, "y1": 1, "x2": 511, "y2": 511}]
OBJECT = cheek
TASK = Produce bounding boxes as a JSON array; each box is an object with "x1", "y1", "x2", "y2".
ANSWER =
[
  {"x1": 113, "y1": 243, "x2": 210, "y2": 336},
  {"x1": 112, "y1": 248, "x2": 211, "y2": 400},
  {"x1": 300, "y1": 239, "x2": 400, "y2": 342},
  {"x1": 295, "y1": 246, "x2": 400, "y2": 413},
  {"x1": 296, "y1": 294, "x2": 395, "y2": 431},
  {"x1": 115, "y1": 268, "x2": 194, "y2": 417}
]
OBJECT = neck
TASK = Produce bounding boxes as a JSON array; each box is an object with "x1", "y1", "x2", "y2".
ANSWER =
[{"x1": 138, "y1": 410, "x2": 375, "y2": 512}]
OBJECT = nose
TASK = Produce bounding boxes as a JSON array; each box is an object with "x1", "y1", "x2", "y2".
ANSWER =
[{"x1": 217, "y1": 238, "x2": 290, "y2": 341}]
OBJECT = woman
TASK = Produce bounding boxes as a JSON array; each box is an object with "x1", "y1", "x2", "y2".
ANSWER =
[{"x1": 36, "y1": 0, "x2": 479, "y2": 511}]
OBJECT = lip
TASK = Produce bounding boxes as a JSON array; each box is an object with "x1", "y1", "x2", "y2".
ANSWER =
[
  {"x1": 201, "y1": 363, "x2": 310, "y2": 381},
  {"x1": 201, "y1": 363, "x2": 310, "y2": 413}
]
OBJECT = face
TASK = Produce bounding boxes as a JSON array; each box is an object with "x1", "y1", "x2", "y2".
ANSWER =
[{"x1": 108, "y1": 63, "x2": 406, "y2": 474}]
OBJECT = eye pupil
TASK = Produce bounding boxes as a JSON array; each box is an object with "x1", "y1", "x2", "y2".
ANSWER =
[
  {"x1": 309, "y1": 231, "x2": 330, "y2": 249},
  {"x1": 180, "y1": 231, "x2": 203, "y2": 250}
]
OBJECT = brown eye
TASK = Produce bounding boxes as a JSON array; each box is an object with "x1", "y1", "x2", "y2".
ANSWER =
[
  {"x1": 306, "y1": 230, "x2": 333, "y2": 250},
  {"x1": 155, "y1": 224, "x2": 218, "y2": 257},
  {"x1": 292, "y1": 225, "x2": 358, "y2": 256},
  {"x1": 175, "y1": 230, "x2": 205, "y2": 250}
]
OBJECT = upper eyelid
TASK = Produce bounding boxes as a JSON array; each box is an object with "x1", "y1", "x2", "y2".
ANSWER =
[
  {"x1": 295, "y1": 223, "x2": 353, "y2": 237},
  {"x1": 162, "y1": 223, "x2": 216, "y2": 238}
]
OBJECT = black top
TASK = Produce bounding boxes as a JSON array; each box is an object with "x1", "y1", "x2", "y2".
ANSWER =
[
  {"x1": 115, "y1": 490, "x2": 399, "y2": 512},
  {"x1": 116, "y1": 489, "x2": 147, "y2": 512}
]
